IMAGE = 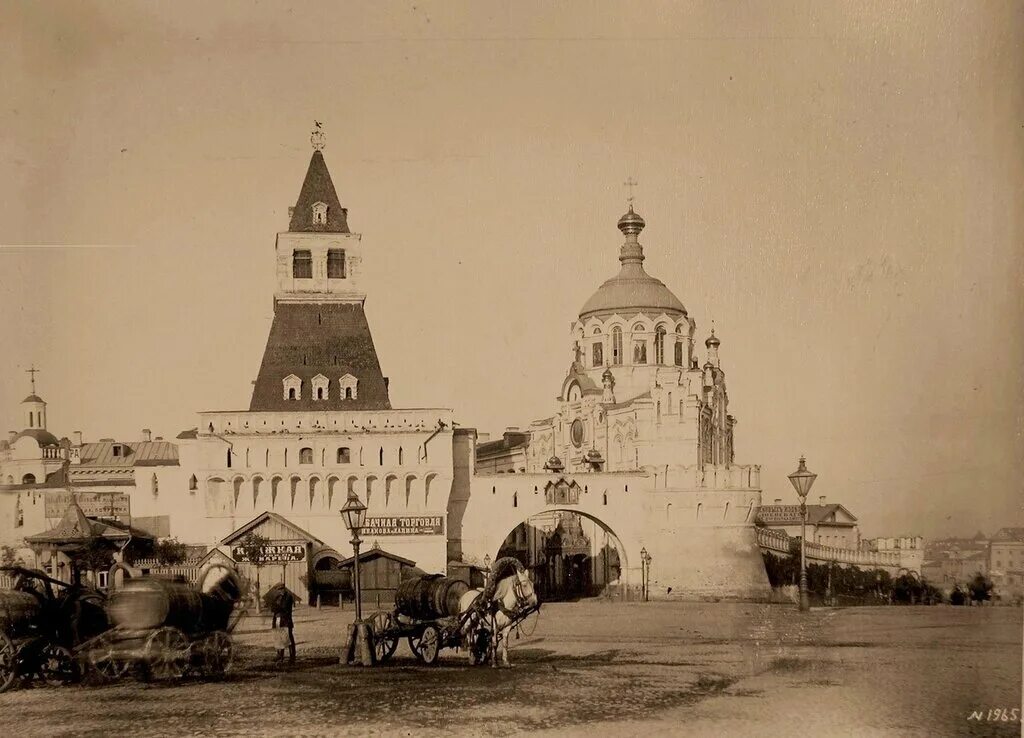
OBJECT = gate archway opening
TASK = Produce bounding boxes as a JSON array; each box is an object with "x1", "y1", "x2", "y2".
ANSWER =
[{"x1": 495, "y1": 509, "x2": 627, "y2": 602}]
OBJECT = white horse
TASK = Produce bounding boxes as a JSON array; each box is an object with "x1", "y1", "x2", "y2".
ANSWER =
[{"x1": 459, "y1": 562, "x2": 538, "y2": 667}]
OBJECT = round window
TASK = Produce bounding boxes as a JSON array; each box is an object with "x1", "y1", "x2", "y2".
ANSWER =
[{"x1": 570, "y1": 418, "x2": 585, "y2": 448}]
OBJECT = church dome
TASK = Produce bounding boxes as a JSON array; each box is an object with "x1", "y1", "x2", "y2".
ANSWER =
[
  {"x1": 22, "y1": 394, "x2": 43, "y2": 403},
  {"x1": 14, "y1": 428, "x2": 59, "y2": 446},
  {"x1": 579, "y1": 207, "x2": 686, "y2": 320}
]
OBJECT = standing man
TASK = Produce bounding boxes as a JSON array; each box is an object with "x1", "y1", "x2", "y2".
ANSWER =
[{"x1": 268, "y1": 581, "x2": 297, "y2": 664}]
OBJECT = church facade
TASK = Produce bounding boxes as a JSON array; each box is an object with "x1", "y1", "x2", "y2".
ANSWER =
[{"x1": 454, "y1": 207, "x2": 771, "y2": 600}]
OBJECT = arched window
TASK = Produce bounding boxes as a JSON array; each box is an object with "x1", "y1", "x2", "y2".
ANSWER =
[
  {"x1": 21, "y1": 474, "x2": 35, "y2": 485},
  {"x1": 611, "y1": 326, "x2": 623, "y2": 365},
  {"x1": 379, "y1": 447, "x2": 384, "y2": 466},
  {"x1": 28, "y1": 412, "x2": 33, "y2": 427},
  {"x1": 592, "y1": 340, "x2": 603, "y2": 367},
  {"x1": 299, "y1": 447, "x2": 313, "y2": 464},
  {"x1": 398, "y1": 447, "x2": 404, "y2": 465},
  {"x1": 317, "y1": 387, "x2": 324, "y2": 400},
  {"x1": 654, "y1": 325, "x2": 666, "y2": 364},
  {"x1": 226, "y1": 449, "x2": 232, "y2": 468},
  {"x1": 188, "y1": 474, "x2": 198, "y2": 491},
  {"x1": 289, "y1": 388, "x2": 296, "y2": 400},
  {"x1": 337, "y1": 447, "x2": 351, "y2": 464},
  {"x1": 513, "y1": 492, "x2": 518, "y2": 508},
  {"x1": 674, "y1": 340, "x2": 683, "y2": 366},
  {"x1": 312, "y1": 201, "x2": 328, "y2": 225}
]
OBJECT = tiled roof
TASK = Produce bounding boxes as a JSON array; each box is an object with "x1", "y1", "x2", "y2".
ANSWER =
[
  {"x1": 756, "y1": 504, "x2": 858, "y2": 526},
  {"x1": 176, "y1": 428, "x2": 198, "y2": 440},
  {"x1": 288, "y1": 150, "x2": 350, "y2": 233},
  {"x1": 78, "y1": 441, "x2": 179, "y2": 467},
  {"x1": 25, "y1": 498, "x2": 153, "y2": 544},
  {"x1": 476, "y1": 432, "x2": 531, "y2": 458},
  {"x1": 249, "y1": 302, "x2": 391, "y2": 411},
  {"x1": 992, "y1": 527, "x2": 1024, "y2": 542}
]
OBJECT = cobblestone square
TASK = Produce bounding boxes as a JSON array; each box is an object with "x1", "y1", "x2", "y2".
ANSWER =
[{"x1": 1, "y1": 601, "x2": 1019, "y2": 737}]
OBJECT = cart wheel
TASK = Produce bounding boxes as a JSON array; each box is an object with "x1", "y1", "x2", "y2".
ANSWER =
[
  {"x1": 203, "y1": 631, "x2": 232, "y2": 678},
  {"x1": 411, "y1": 625, "x2": 440, "y2": 666},
  {"x1": 369, "y1": 612, "x2": 398, "y2": 663},
  {"x1": 0, "y1": 632, "x2": 18, "y2": 693},
  {"x1": 89, "y1": 640, "x2": 129, "y2": 682},
  {"x1": 144, "y1": 627, "x2": 190, "y2": 681},
  {"x1": 39, "y1": 644, "x2": 79, "y2": 687}
]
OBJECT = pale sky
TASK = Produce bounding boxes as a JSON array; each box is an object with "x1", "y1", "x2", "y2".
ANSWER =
[{"x1": 1, "y1": 1, "x2": 1021, "y2": 539}]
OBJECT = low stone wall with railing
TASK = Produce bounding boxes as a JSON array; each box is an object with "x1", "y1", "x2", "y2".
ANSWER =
[{"x1": 756, "y1": 527, "x2": 905, "y2": 574}]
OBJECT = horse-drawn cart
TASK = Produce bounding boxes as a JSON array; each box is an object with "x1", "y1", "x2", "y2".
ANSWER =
[
  {"x1": 82, "y1": 564, "x2": 244, "y2": 682},
  {"x1": 369, "y1": 557, "x2": 539, "y2": 667},
  {"x1": 0, "y1": 566, "x2": 109, "y2": 692}
]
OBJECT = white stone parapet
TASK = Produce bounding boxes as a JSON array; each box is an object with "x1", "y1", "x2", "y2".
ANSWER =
[
  {"x1": 197, "y1": 408, "x2": 454, "y2": 436},
  {"x1": 756, "y1": 527, "x2": 905, "y2": 573}
]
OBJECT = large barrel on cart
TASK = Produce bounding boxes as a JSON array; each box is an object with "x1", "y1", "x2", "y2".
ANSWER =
[
  {"x1": 84, "y1": 565, "x2": 244, "y2": 682},
  {"x1": 394, "y1": 575, "x2": 469, "y2": 621},
  {"x1": 0, "y1": 591, "x2": 43, "y2": 635},
  {"x1": 107, "y1": 578, "x2": 234, "y2": 634}
]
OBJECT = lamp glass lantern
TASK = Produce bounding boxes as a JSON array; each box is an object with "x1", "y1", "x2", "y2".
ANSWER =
[
  {"x1": 341, "y1": 491, "x2": 368, "y2": 536},
  {"x1": 787, "y1": 456, "x2": 817, "y2": 500}
]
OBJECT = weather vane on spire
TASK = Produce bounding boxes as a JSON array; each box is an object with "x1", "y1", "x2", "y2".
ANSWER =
[
  {"x1": 311, "y1": 121, "x2": 325, "y2": 152},
  {"x1": 623, "y1": 177, "x2": 638, "y2": 209},
  {"x1": 26, "y1": 365, "x2": 39, "y2": 394}
]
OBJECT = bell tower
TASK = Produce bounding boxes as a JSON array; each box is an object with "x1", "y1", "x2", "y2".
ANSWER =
[
  {"x1": 274, "y1": 126, "x2": 366, "y2": 306},
  {"x1": 249, "y1": 127, "x2": 391, "y2": 412}
]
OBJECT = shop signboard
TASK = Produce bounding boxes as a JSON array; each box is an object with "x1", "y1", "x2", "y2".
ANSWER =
[
  {"x1": 44, "y1": 491, "x2": 130, "y2": 519},
  {"x1": 363, "y1": 515, "x2": 444, "y2": 536},
  {"x1": 231, "y1": 541, "x2": 307, "y2": 564}
]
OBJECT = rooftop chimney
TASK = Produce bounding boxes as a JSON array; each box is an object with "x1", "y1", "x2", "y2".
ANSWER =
[
  {"x1": 818, "y1": 495, "x2": 826, "y2": 505},
  {"x1": 73, "y1": 431, "x2": 83, "y2": 446},
  {"x1": 142, "y1": 429, "x2": 152, "y2": 442}
]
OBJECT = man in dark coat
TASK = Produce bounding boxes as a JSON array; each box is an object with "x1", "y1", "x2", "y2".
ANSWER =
[{"x1": 269, "y1": 582, "x2": 296, "y2": 664}]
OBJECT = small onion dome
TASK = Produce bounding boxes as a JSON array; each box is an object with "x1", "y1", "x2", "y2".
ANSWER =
[
  {"x1": 22, "y1": 394, "x2": 44, "y2": 403},
  {"x1": 705, "y1": 330, "x2": 720, "y2": 348},
  {"x1": 585, "y1": 448, "x2": 604, "y2": 463},
  {"x1": 544, "y1": 455, "x2": 565, "y2": 472},
  {"x1": 617, "y1": 206, "x2": 646, "y2": 237}
]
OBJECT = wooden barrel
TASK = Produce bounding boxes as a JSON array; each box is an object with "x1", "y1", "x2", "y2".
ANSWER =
[
  {"x1": 395, "y1": 575, "x2": 469, "y2": 620},
  {"x1": 107, "y1": 578, "x2": 233, "y2": 633},
  {"x1": 0, "y1": 591, "x2": 42, "y2": 632}
]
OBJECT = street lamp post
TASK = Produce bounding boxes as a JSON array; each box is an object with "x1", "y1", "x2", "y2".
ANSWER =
[
  {"x1": 640, "y1": 547, "x2": 652, "y2": 602},
  {"x1": 340, "y1": 490, "x2": 373, "y2": 666},
  {"x1": 788, "y1": 455, "x2": 818, "y2": 612},
  {"x1": 483, "y1": 553, "x2": 491, "y2": 588}
]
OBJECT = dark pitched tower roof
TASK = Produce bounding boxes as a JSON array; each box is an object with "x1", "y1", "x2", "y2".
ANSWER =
[
  {"x1": 289, "y1": 150, "x2": 350, "y2": 233},
  {"x1": 249, "y1": 302, "x2": 391, "y2": 411}
]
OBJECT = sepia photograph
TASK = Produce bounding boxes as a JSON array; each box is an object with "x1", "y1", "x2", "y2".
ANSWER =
[{"x1": 0, "y1": 2, "x2": 1021, "y2": 736}]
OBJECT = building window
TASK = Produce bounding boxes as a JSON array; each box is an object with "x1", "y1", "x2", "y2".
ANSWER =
[
  {"x1": 654, "y1": 325, "x2": 666, "y2": 364},
  {"x1": 151, "y1": 474, "x2": 159, "y2": 496},
  {"x1": 293, "y1": 250, "x2": 313, "y2": 279},
  {"x1": 112, "y1": 445, "x2": 122, "y2": 457},
  {"x1": 312, "y1": 201, "x2": 328, "y2": 225},
  {"x1": 633, "y1": 340, "x2": 647, "y2": 364},
  {"x1": 612, "y1": 326, "x2": 623, "y2": 365},
  {"x1": 299, "y1": 447, "x2": 313, "y2": 464},
  {"x1": 311, "y1": 373, "x2": 329, "y2": 401},
  {"x1": 327, "y1": 249, "x2": 346, "y2": 278},
  {"x1": 674, "y1": 340, "x2": 683, "y2": 366},
  {"x1": 226, "y1": 449, "x2": 232, "y2": 468},
  {"x1": 283, "y1": 374, "x2": 302, "y2": 401},
  {"x1": 337, "y1": 447, "x2": 351, "y2": 464},
  {"x1": 15, "y1": 497, "x2": 23, "y2": 527},
  {"x1": 339, "y1": 374, "x2": 358, "y2": 400},
  {"x1": 592, "y1": 341, "x2": 603, "y2": 366}
]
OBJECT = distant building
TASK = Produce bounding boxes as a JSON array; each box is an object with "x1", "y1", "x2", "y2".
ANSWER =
[
  {"x1": 861, "y1": 536, "x2": 925, "y2": 576},
  {"x1": 756, "y1": 496, "x2": 860, "y2": 549},
  {"x1": 475, "y1": 430, "x2": 530, "y2": 475},
  {"x1": 988, "y1": 528, "x2": 1024, "y2": 602}
]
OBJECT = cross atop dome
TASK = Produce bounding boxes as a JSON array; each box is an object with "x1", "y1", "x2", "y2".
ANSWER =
[{"x1": 26, "y1": 365, "x2": 39, "y2": 395}]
